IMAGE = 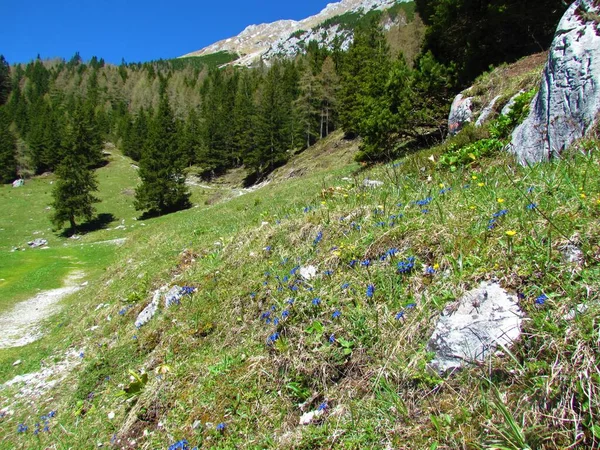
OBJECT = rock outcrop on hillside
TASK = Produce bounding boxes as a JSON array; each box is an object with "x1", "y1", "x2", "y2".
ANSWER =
[{"x1": 510, "y1": 0, "x2": 600, "y2": 164}]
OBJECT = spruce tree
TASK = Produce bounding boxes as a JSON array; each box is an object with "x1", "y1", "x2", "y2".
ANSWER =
[
  {"x1": 0, "y1": 108, "x2": 17, "y2": 183},
  {"x1": 0, "y1": 55, "x2": 11, "y2": 106},
  {"x1": 51, "y1": 114, "x2": 100, "y2": 233},
  {"x1": 134, "y1": 91, "x2": 190, "y2": 216}
]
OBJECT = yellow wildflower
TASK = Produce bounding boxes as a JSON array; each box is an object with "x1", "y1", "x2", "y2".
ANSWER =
[
  {"x1": 506, "y1": 230, "x2": 517, "y2": 237},
  {"x1": 478, "y1": 182, "x2": 485, "y2": 187},
  {"x1": 497, "y1": 198, "x2": 505, "y2": 204}
]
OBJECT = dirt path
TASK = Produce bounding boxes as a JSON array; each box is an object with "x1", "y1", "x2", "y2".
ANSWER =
[{"x1": 0, "y1": 271, "x2": 85, "y2": 349}]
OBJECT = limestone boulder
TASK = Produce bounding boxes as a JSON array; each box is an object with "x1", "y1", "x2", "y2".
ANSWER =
[
  {"x1": 510, "y1": 0, "x2": 600, "y2": 164},
  {"x1": 427, "y1": 282, "x2": 523, "y2": 373}
]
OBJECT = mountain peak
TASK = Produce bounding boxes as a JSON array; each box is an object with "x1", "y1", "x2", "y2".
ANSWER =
[{"x1": 181, "y1": 0, "x2": 406, "y2": 65}]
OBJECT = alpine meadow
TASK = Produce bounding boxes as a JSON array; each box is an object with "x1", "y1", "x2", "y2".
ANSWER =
[{"x1": 3, "y1": 1, "x2": 600, "y2": 449}]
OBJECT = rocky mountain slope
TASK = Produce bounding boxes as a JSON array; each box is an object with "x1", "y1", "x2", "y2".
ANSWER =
[{"x1": 181, "y1": 0, "x2": 411, "y2": 66}]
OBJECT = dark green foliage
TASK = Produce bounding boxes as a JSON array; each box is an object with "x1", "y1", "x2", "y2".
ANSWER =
[
  {"x1": 0, "y1": 108, "x2": 17, "y2": 183},
  {"x1": 416, "y1": 0, "x2": 568, "y2": 86},
  {"x1": 489, "y1": 89, "x2": 537, "y2": 139},
  {"x1": 134, "y1": 92, "x2": 191, "y2": 217},
  {"x1": 0, "y1": 55, "x2": 11, "y2": 105},
  {"x1": 51, "y1": 111, "x2": 101, "y2": 232},
  {"x1": 438, "y1": 138, "x2": 504, "y2": 169},
  {"x1": 338, "y1": 16, "x2": 392, "y2": 138}
]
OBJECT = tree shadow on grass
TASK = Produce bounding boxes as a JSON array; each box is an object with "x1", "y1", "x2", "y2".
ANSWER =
[
  {"x1": 137, "y1": 202, "x2": 193, "y2": 221},
  {"x1": 59, "y1": 213, "x2": 116, "y2": 237}
]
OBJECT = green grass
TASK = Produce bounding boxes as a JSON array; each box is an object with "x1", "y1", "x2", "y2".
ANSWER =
[{"x1": 2, "y1": 128, "x2": 600, "y2": 449}]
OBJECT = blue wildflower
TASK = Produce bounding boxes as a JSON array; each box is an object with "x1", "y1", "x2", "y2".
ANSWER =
[
  {"x1": 421, "y1": 209, "x2": 430, "y2": 214},
  {"x1": 376, "y1": 221, "x2": 386, "y2": 227},
  {"x1": 291, "y1": 266, "x2": 300, "y2": 275},
  {"x1": 329, "y1": 334, "x2": 335, "y2": 344},
  {"x1": 425, "y1": 266, "x2": 436, "y2": 275},
  {"x1": 216, "y1": 422, "x2": 226, "y2": 432},
  {"x1": 274, "y1": 318, "x2": 280, "y2": 326},
  {"x1": 341, "y1": 283, "x2": 350, "y2": 290},
  {"x1": 181, "y1": 286, "x2": 195, "y2": 296},
  {"x1": 406, "y1": 303, "x2": 416, "y2": 309},
  {"x1": 168, "y1": 439, "x2": 190, "y2": 450},
  {"x1": 324, "y1": 270, "x2": 334, "y2": 276},
  {"x1": 535, "y1": 294, "x2": 548, "y2": 305},
  {"x1": 493, "y1": 209, "x2": 509, "y2": 218},
  {"x1": 79, "y1": 352, "x2": 84, "y2": 358},
  {"x1": 440, "y1": 188, "x2": 451, "y2": 195},
  {"x1": 267, "y1": 332, "x2": 280, "y2": 345},
  {"x1": 366, "y1": 284, "x2": 375, "y2": 298},
  {"x1": 488, "y1": 218, "x2": 497, "y2": 230},
  {"x1": 395, "y1": 311, "x2": 405, "y2": 320},
  {"x1": 332, "y1": 310, "x2": 341, "y2": 319},
  {"x1": 526, "y1": 203, "x2": 537, "y2": 210},
  {"x1": 264, "y1": 246, "x2": 272, "y2": 252},
  {"x1": 349, "y1": 260, "x2": 358, "y2": 268},
  {"x1": 361, "y1": 259, "x2": 371, "y2": 268},
  {"x1": 260, "y1": 311, "x2": 271, "y2": 321},
  {"x1": 387, "y1": 248, "x2": 399, "y2": 258},
  {"x1": 318, "y1": 401, "x2": 328, "y2": 411},
  {"x1": 17, "y1": 424, "x2": 28, "y2": 433},
  {"x1": 312, "y1": 298, "x2": 322, "y2": 306},
  {"x1": 313, "y1": 231, "x2": 323, "y2": 246},
  {"x1": 416, "y1": 197, "x2": 433, "y2": 207},
  {"x1": 463, "y1": 184, "x2": 471, "y2": 189},
  {"x1": 304, "y1": 206, "x2": 311, "y2": 213},
  {"x1": 397, "y1": 257, "x2": 416, "y2": 274},
  {"x1": 43, "y1": 425, "x2": 50, "y2": 433},
  {"x1": 250, "y1": 293, "x2": 257, "y2": 299},
  {"x1": 527, "y1": 186, "x2": 535, "y2": 194},
  {"x1": 290, "y1": 285, "x2": 299, "y2": 292},
  {"x1": 282, "y1": 310, "x2": 290, "y2": 319},
  {"x1": 286, "y1": 298, "x2": 295, "y2": 305}
]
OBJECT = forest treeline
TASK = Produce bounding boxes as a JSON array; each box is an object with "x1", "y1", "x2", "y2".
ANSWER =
[{"x1": 0, "y1": 0, "x2": 567, "y2": 224}]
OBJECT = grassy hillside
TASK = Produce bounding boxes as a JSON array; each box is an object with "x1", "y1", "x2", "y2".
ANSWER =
[{"x1": 2, "y1": 64, "x2": 600, "y2": 449}]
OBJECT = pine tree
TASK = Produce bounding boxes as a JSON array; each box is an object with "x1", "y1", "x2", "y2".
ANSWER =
[
  {"x1": 51, "y1": 114, "x2": 100, "y2": 233},
  {"x1": 0, "y1": 55, "x2": 11, "y2": 106},
  {"x1": 232, "y1": 71, "x2": 258, "y2": 167},
  {"x1": 134, "y1": 91, "x2": 191, "y2": 216},
  {"x1": 0, "y1": 108, "x2": 17, "y2": 183}
]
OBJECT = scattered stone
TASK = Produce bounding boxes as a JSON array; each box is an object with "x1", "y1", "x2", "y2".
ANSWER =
[
  {"x1": 164, "y1": 286, "x2": 183, "y2": 308},
  {"x1": 500, "y1": 90, "x2": 525, "y2": 117},
  {"x1": 362, "y1": 179, "x2": 384, "y2": 188},
  {"x1": 448, "y1": 94, "x2": 473, "y2": 135},
  {"x1": 510, "y1": 0, "x2": 600, "y2": 164},
  {"x1": 192, "y1": 420, "x2": 202, "y2": 430},
  {"x1": 299, "y1": 409, "x2": 324, "y2": 426},
  {"x1": 299, "y1": 266, "x2": 317, "y2": 280},
  {"x1": 114, "y1": 225, "x2": 126, "y2": 230},
  {"x1": 427, "y1": 282, "x2": 523, "y2": 373},
  {"x1": 12, "y1": 360, "x2": 21, "y2": 367},
  {"x1": 108, "y1": 411, "x2": 115, "y2": 420},
  {"x1": 564, "y1": 304, "x2": 589, "y2": 321},
  {"x1": 94, "y1": 303, "x2": 108, "y2": 311},
  {"x1": 27, "y1": 239, "x2": 48, "y2": 248},
  {"x1": 561, "y1": 243, "x2": 585, "y2": 267},
  {"x1": 134, "y1": 288, "x2": 164, "y2": 328},
  {"x1": 12, "y1": 179, "x2": 24, "y2": 188},
  {"x1": 475, "y1": 95, "x2": 501, "y2": 127},
  {"x1": 70, "y1": 234, "x2": 81, "y2": 240}
]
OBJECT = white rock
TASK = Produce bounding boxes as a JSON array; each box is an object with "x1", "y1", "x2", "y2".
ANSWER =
[
  {"x1": 476, "y1": 95, "x2": 501, "y2": 127},
  {"x1": 134, "y1": 289, "x2": 163, "y2": 328},
  {"x1": 362, "y1": 179, "x2": 384, "y2": 188},
  {"x1": 108, "y1": 411, "x2": 115, "y2": 420},
  {"x1": 164, "y1": 286, "x2": 183, "y2": 308},
  {"x1": 299, "y1": 266, "x2": 318, "y2": 280},
  {"x1": 427, "y1": 282, "x2": 523, "y2": 373},
  {"x1": 299, "y1": 409, "x2": 324, "y2": 425},
  {"x1": 448, "y1": 94, "x2": 473, "y2": 135},
  {"x1": 564, "y1": 304, "x2": 588, "y2": 321},
  {"x1": 500, "y1": 90, "x2": 525, "y2": 117},
  {"x1": 510, "y1": 0, "x2": 600, "y2": 164},
  {"x1": 12, "y1": 360, "x2": 21, "y2": 366}
]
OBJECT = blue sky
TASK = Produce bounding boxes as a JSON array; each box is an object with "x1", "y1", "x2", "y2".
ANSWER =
[{"x1": 1, "y1": 0, "x2": 332, "y2": 64}]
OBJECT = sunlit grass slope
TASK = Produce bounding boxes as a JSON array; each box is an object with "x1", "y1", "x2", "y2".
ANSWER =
[{"x1": 2, "y1": 118, "x2": 600, "y2": 449}]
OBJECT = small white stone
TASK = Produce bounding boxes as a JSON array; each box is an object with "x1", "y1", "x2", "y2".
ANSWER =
[
  {"x1": 12, "y1": 360, "x2": 21, "y2": 366},
  {"x1": 299, "y1": 409, "x2": 324, "y2": 425},
  {"x1": 108, "y1": 411, "x2": 115, "y2": 420}
]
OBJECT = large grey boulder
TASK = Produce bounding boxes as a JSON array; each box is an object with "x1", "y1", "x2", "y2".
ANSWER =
[
  {"x1": 427, "y1": 282, "x2": 523, "y2": 373},
  {"x1": 448, "y1": 94, "x2": 473, "y2": 135},
  {"x1": 510, "y1": 0, "x2": 600, "y2": 164}
]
